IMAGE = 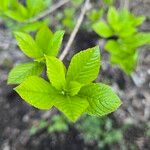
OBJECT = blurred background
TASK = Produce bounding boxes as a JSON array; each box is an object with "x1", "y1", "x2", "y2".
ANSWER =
[{"x1": 0, "y1": 0, "x2": 150, "y2": 149}]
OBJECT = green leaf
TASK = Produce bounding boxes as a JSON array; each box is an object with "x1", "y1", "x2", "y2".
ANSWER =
[
  {"x1": 47, "y1": 30, "x2": 65, "y2": 56},
  {"x1": 87, "y1": 9, "x2": 104, "y2": 23},
  {"x1": 18, "y1": 21, "x2": 48, "y2": 33},
  {"x1": 132, "y1": 32, "x2": 150, "y2": 47},
  {"x1": 66, "y1": 46, "x2": 100, "y2": 84},
  {"x1": 132, "y1": 15, "x2": 146, "y2": 26},
  {"x1": 45, "y1": 56, "x2": 66, "y2": 90},
  {"x1": 5, "y1": 10, "x2": 25, "y2": 22},
  {"x1": 79, "y1": 83, "x2": 121, "y2": 116},
  {"x1": 27, "y1": 0, "x2": 46, "y2": 17},
  {"x1": 118, "y1": 23, "x2": 136, "y2": 37},
  {"x1": 111, "y1": 51, "x2": 138, "y2": 74},
  {"x1": 103, "y1": 0, "x2": 113, "y2": 5},
  {"x1": 5, "y1": 3, "x2": 28, "y2": 22},
  {"x1": 105, "y1": 40, "x2": 121, "y2": 55},
  {"x1": 107, "y1": 7, "x2": 119, "y2": 30},
  {"x1": 92, "y1": 22, "x2": 113, "y2": 38},
  {"x1": 8, "y1": 62, "x2": 44, "y2": 84},
  {"x1": 105, "y1": 40, "x2": 135, "y2": 55},
  {"x1": 35, "y1": 25, "x2": 53, "y2": 53},
  {"x1": 67, "y1": 81, "x2": 83, "y2": 96},
  {"x1": 15, "y1": 76, "x2": 58, "y2": 109},
  {"x1": 0, "y1": 0, "x2": 10, "y2": 11},
  {"x1": 14, "y1": 32, "x2": 43, "y2": 59},
  {"x1": 54, "y1": 95, "x2": 89, "y2": 122}
]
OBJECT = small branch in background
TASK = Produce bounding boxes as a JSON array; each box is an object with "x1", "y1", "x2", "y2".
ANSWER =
[
  {"x1": 59, "y1": 0, "x2": 90, "y2": 61},
  {"x1": 119, "y1": 0, "x2": 129, "y2": 10},
  {"x1": 27, "y1": 0, "x2": 70, "y2": 23},
  {"x1": 124, "y1": 0, "x2": 129, "y2": 9}
]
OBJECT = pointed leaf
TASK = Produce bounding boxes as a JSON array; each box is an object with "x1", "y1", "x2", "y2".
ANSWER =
[
  {"x1": 79, "y1": 83, "x2": 121, "y2": 116},
  {"x1": 67, "y1": 81, "x2": 83, "y2": 96},
  {"x1": 54, "y1": 95, "x2": 89, "y2": 122},
  {"x1": 66, "y1": 46, "x2": 100, "y2": 84},
  {"x1": 107, "y1": 7, "x2": 119, "y2": 30},
  {"x1": 133, "y1": 32, "x2": 150, "y2": 47},
  {"x1": 8, "y1": 62, "x2": 44, "y2": 84},
  {"x1": 18, "y1": 21, "x2": 48, "y2": 33},
  {"x1": 14, "y1": 32, "x2": 43, "y2": 59},
  {"x1": 35, "y1": 26, "x2": 53, "y2": 53},
  {"x1": 15, "y1": 76, "x2": 58, "y2": 109},
  {"x1": 27, "y1": 0, "x2": 46, "y2": 17},
  {"x1": 5, "y1": 3, "x2": 28, "y2": 22},
  {"x1": 133, "y1": 15, "x2": 146, "y2": 26},
  {"x1": 47, "y1": 30, "x2": 65, "y2": 56},
  {"x1": 46, "y1": 56, "x2": 66, "y2": 90},
  {"x1": 93, "y1": 21, "x2": 113, "y2": 38}
]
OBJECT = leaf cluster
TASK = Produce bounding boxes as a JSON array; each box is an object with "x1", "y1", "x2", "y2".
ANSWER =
[
  {"x1": 0, "y1": 0, "x2": 51, "y2": 32},
  {"x1": 93, "y1": 7, "x2": 150, "y2": 74},
  {"x1": 30, "y1": 115, "x2": 68, "y2": 135},
  {"x1": 76, "y1": 116, "x2": 123, "y2": 148},
  {"x1": 8, "y1": 26, "x2": 64, "y2": 84},
  {"x1": 8, "y1": 26, "x2": 121, "y2": 122},
  {"x1": 30, "y1": 114, "x2": 123, "y2": 149}
]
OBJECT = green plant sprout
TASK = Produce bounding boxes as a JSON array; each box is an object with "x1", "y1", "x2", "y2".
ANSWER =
[
  {"x1": 47, "y1": 114, "x2": 69, "y2": 133},
  {"x1": 30, "y1": 114, "x2": 123, "y2": 149},
  {"x1": 8, "y1": 26, "x2": 121, "y2": 122},
  {"x1": 0, "y1": 0, "x2": 51, "y2": 32},
  {"x1": 87, "y1": 8, "x2": 104, "y2": 24},
  {"x1": 93, "y1": 7, "x2": 150, "y2": 74},
  {"x1": 76, "y1": 116, "x2": 123, "y2": 148},
  {"x1": 8, "y1": 26, "x2": 64, "y2": 84}
]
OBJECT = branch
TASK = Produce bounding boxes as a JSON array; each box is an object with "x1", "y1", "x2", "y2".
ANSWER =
[
  {"x1": 59, "y1": 0, "x2": 90, "y2": 61},
  {"x1": 120, "y1": 0, "x2": 129, "y2": 10},
  {"x1": 124, "y1": 0, "x2": 129, "y2": 9},
  {"x1": 27, "y1": 0, "x2": 70, "y2": 23}
]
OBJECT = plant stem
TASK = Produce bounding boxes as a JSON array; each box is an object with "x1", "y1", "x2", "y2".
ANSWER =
[
  {"x1": 119, "y1": 0, "x2": 129, "y2": 10},
  {"x1": 59, "y1": 0, "x2": 90, "y2": 61},
  {"x1": 124, "y1": 0, "x2": 129, "y2": 9}
]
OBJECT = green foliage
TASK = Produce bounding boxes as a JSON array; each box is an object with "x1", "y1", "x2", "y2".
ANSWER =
[
  {"x1": 0, "y1": 0, "x2": 51, "y2": 32},
  {"x1": 79, "y1": 83, "x2": 121, "y2": 116},
  {"x1": 66, "y1": 47, "x2": 100, "y2": 84},
  {"x1": 54, "y1": 1, "x2": 104, "y2": 32},
  {"x1": 46, "y1": 56, "x2": 66, "y2": 90},
  {"x1": 15, "y1": 76, "x2": 58, "y2": 109},
  {"x1": 87, "y1": 9, "x2": 104, "y2": 24},
  {"x1": 30, "y1": 119, "x2": 48, "y2": 135},
  {"x1": 30, "y1": 115, "x2": 68, "y2": 135},
  {"x1": 12, "y1": 45, "x2": 121, "y2": 122},
  {"x1": 93, "y1": 22, "x2": 113, "y2": 38},
  {"x1": 76, "y1": 116, "x2": 123, "y2": 148},
  {"x1": 8, "y1": 26, "x2": 64, "y2": 84},
  {"x1": 48, "y1": 114, "x2": 69, "y2": 133},
  {"x1": 54, "y1": 7, "x2": 76, "y2": 32},
  {"x1": 102, "y1": 0, "x2": 114, "y2": 5},
  {"x1": 8, "y1": 62, "x2": 44, "y2": 84},
  {"x1": 14, "y1": 31, "x2": 44, "y2": 59},
  {"x1": 93, "y1": 7, "x2": 150, "y2": 74}
]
